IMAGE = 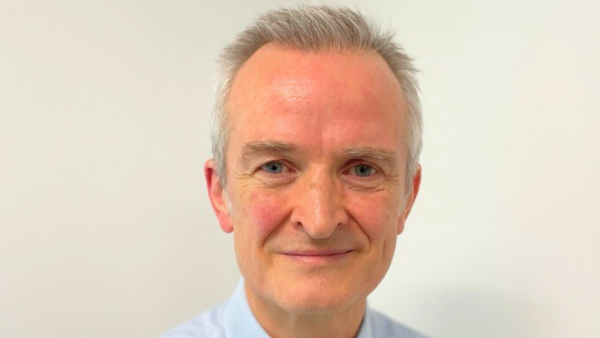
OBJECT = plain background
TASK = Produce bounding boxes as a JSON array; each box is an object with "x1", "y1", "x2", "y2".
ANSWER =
[{"x1": 1, "y1": 0, "x2": 599, "y2": 337}]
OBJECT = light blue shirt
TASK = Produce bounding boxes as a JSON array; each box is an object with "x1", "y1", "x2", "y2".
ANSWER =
[{"x1": 159, "y1": 280, "x2": 430, "y2": 338}]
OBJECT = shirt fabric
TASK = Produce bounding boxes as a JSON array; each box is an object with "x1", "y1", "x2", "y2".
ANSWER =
[{"x1": 158, "y1": 280, "x2": 430, "y2": 338}]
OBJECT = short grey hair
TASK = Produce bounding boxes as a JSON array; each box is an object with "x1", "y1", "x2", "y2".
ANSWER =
[{"x1": 212, "y1": 5, "x2": 422, "y2": 190}]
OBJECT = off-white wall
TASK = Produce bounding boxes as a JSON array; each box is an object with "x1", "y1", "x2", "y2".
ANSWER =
[{"x1": 1, "y1": 0, "x2": 599, "y2": 337}]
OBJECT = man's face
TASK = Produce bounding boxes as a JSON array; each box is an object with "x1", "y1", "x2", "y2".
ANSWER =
[{"x1": 206, "y1": 44, "x2": 420, "y2": 314}]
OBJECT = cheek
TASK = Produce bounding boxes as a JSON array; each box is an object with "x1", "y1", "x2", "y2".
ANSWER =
[
  {"x1": 244, "y1": 190, "x2": 288, "y2": 237},
  {"x1": 347, "y1": 192, "x2": 399, "y2": 239}
]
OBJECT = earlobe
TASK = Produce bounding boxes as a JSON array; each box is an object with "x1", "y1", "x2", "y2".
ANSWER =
[
  {"x1": 396, "y1": 219, "x2": 405, "y2": 235},
  {"x1": 204, "y1": 159, "x2": 234, "y2": 233},
  {"x1": 397, "y1": 164, "x2": 422, "y2": 235}
]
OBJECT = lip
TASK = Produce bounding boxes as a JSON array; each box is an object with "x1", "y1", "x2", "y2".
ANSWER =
[{"x1": 280, "y1": 250, "x2": 353, "y2": 264}]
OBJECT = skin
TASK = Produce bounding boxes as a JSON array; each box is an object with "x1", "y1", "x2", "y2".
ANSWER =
[{"x1": 205, "y1": 44, "x2": 421, "y2": 338}]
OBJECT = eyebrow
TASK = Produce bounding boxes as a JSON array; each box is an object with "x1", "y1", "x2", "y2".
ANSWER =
[
  {"x1": 239, "y1": 141, "x2": 298, "y2": 165},
  {"x1": 239, "y1": 142, "x2": 399, "y2": 170},
  {"x1": 342, "y1": 147, "x2": 400, "y2": 172}
]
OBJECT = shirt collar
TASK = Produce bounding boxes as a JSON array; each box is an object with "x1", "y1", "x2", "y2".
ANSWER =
[
  {"x1": 223, "y1": 280, "x2": 271, "y2": 338},
  {"x1": 356, "y1": 306, "x2": 373, "y2": 338},
  {"x1": 224, "y1": 279, "x2": 373, "y2": 338}
]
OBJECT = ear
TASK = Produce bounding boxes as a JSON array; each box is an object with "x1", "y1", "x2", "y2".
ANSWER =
[
  {"x1": 204, "y1": 159, "x2": 234, "y2": 233},
  {"x1": 397, "y1": 164, "x2": 422, "y2": 235}
]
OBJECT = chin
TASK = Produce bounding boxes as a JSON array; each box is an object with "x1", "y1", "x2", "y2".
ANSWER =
[{"x1": 272, "y1": 281, "x2": 361, "y2": 315}]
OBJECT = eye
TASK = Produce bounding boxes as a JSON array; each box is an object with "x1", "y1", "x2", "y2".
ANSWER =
[
  {"x1": 352, "y1": 164, "x2": 376, "y2": 177},
  {"x1": 261, "y1": 161, "x2": 285, "y2": 174}
]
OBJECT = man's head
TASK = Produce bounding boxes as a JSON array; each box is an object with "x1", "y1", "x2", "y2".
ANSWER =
[
  {"x1": 205, "y1": 6, "x2": 422, "y2": 316},
  {"x1": 212, "y1": 6, "x2": 422, "y2": 191}
]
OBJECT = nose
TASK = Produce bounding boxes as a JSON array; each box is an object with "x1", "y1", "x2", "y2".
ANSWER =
[{"x1": 290, "y1": 168, "x2": 348, "y2": 239}]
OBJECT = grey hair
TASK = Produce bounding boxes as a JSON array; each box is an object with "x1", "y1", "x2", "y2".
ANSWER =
[{"x1": 212, "y1": 5, "x2": 422, "y2": 190}]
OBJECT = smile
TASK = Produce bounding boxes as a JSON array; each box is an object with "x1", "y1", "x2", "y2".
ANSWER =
[{"x1": 280, "y1": 250, "x2": 353, "y2": 264}]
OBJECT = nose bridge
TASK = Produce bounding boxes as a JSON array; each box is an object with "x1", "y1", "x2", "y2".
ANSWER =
[{"x1": 293, "y1": 166, "x2": 345, "y2": 238}]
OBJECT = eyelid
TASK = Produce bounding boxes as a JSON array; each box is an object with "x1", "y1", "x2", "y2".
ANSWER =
[
  {"x1": 255, "y1": 159, "x2": 382, "y2": 176},
  {"x1": 348, "y1": 164, "x2": 377, "y2": 177},
  {"x1": 345, "y1": 160, "x2": 379, "y2": 173},
  {"x1": 258, "y1": 159, "x2": 294, "y2": 173}
]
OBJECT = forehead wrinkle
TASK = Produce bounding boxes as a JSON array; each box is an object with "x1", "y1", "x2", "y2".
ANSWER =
[{"x1": 271, "y1": 77, "x2": 313, "y2": 102}]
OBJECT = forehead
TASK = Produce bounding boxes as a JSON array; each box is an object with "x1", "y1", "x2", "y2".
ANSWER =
[{"x1": 226, "y1": 44, "x2": 408, "y2": 156}]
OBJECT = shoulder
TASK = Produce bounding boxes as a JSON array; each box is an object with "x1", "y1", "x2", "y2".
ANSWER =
[
  {"x1": 156, "y1": 301, "x2": 228, "y2": 338},
  {"x1": 367, "y1": 308, "x2": 432, "y2": 338}
]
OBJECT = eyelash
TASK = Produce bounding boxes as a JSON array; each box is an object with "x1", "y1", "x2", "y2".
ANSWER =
[
  {"x1": 260, "y1": 161, "x2": 289, "y2": 174},
  {"x1": 349, "y1": 163, "x2": 377, "y2": 177},
  {"x1": 258, "y1": 160, "x2": 378, "y2": 177}
]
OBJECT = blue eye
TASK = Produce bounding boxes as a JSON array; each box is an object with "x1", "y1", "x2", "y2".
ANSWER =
[
  {"x1": 262, "y1": 161, "x2": 284, "y2": 173},
  {"x1": 353, "y1": 164, "x2": 375, "y2": 177}
]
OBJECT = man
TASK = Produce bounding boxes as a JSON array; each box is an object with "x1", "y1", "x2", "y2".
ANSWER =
[{"x1": 161, "y1": 5, "x2": 426, "y2": 338}]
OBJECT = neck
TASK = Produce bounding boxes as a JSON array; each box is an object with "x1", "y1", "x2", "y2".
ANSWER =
[{"x1": 245, "y1": 282, "x2": 367, "y2": 338}]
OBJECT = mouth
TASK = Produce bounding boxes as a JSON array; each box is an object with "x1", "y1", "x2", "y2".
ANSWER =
[{"x1": 280, "y1": 250, "x2": 354, "y2": 264}]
